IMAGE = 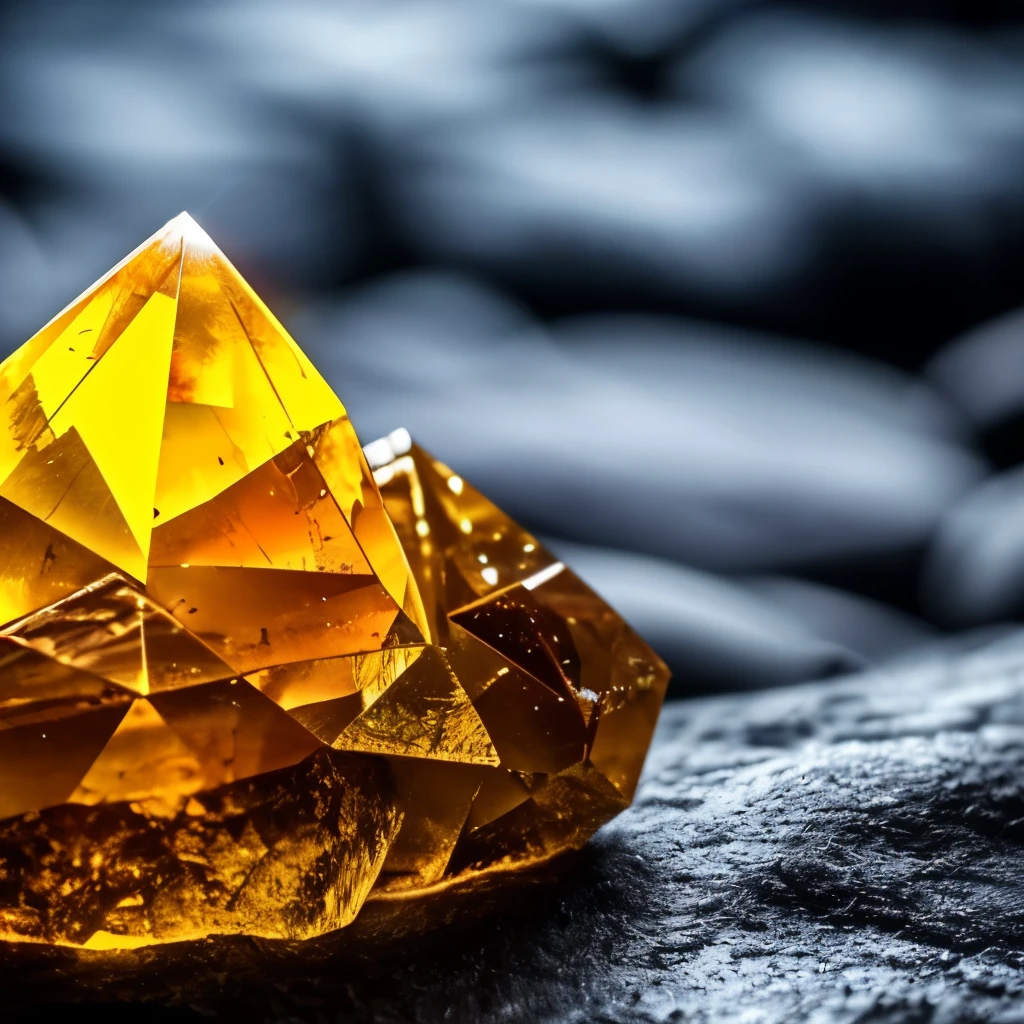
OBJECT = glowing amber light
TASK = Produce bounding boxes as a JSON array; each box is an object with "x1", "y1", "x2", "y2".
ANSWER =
[{"x1": 0, "y1": 215, "x2": 669, "y2": 947}]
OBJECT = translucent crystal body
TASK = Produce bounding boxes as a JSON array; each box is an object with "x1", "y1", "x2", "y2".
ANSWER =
[{"x1": 0, "y1": 215, "x2": 669, "y2": 947}]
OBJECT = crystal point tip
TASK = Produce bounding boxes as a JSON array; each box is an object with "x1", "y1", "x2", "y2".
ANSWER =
[{"x1": 164, "y1": 210, "x2": 215, "y2": 249}]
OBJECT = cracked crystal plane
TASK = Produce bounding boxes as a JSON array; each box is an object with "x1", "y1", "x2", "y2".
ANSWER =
[{"x1": 0, "y1": 214, "x2": 670, "y2": 947}]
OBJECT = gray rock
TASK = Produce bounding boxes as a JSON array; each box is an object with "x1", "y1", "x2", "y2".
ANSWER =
[
  {"x1": 0, "y1": 202, "x2": 50, "y2": 354},
  {"x1": 0, "y1": 2, "x2": 362, "y2": 299},
  {"x1": 928, "y1": 306, "x2": 1024, "y2": 432},
  {"x1": 921, "y1": 464, "x2": 1024, "y2": 626},
  {"x1": 8, "y1": 632, "x2": 1024, "y2": 1022},
  {"x1": 676, "y1": 11, "x2": 1024, "y2": 205},
  {"x1": 671, "y1": 11, "x2": 1024, "y2": 353},
  {"x1": 541, "y1": 539, "x2": 864, "y2": 692},
  {"x1": 505, "y1": 0, "x2": 741, "y2": 58},
  {"x1": 387, "y1": 97, "x2": 823, "y2": 308},
  {"x1": 192, "y1": 0, "x2": 588, "y2": 138},
  {"x1": 742, "y1": 574, "x2": 936, "y2": 664},
  {"x1": 300, "y1": 277, "x2": 984, "y2": 574}
]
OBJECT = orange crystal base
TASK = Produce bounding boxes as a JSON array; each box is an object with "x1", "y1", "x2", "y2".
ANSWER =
[{"x1": 0, "y1": 216, "x2": 669, "y2": 947}]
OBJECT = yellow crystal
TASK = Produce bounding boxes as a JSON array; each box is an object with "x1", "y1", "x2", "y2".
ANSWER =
[{"x1": 0, "y1": 215, "x2": 669, "y2": 947}]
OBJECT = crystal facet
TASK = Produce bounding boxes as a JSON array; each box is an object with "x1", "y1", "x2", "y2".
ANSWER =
[{"x1": 0, "y1": 215, "x2": 669, "y2": 946}]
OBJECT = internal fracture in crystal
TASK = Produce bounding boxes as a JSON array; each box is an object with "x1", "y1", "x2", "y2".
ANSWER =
[{"x1": 0, "y1": 214, "x2": 670, "y2": 947}]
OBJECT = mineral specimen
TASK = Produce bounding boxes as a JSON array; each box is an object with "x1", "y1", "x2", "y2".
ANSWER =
[{"x1": 0, "y1": 214, "x2": 669, "y2": 947}]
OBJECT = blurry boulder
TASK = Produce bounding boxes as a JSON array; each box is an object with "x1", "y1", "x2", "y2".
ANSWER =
[
  {"x1": 188, "y1": 0, "x2": 590, "y2": 138},
  {"x1": 743, "y1": 575, "x2": 935, "y2": 664},
  {"x1": 540, "y1": 539, "x2": 862, "y2": 693},
  {"x1": 0, "y1": 202, "x2": 49, "y2": 354},
  {"x1": 291, "y1": 271, "x2": 558, "y2": 442},
  {"x1": 555, "y1": 314, "x2": 964, "y2": 440},
  {"x1": 680, "y1": 9, "x2": 1024, "y2": 194},
  {"x1": 0, "y1": 1, "x2": 362, "y2": 305},
  {"x1": 921, "y1": 464, "x2": 1024, "y2": 626},
  {"x1": 928, "y1": 306, "x2": 1024, "y2": 465},
  {"x1": 169, "y1": 0, "x2": 602, "y2": 284},
  {"x1": 386, "y1": 97, "x2": 825, "y2": 319},
  {"x1": 300, "y1": 273, "x2": 984, "y2": 582},
  {"x1": 506, "y1": 0, "x2": 743, "y2": 58},
  {"x1": 673, "y1": 10, "x2": 1024, "y2": 357}
]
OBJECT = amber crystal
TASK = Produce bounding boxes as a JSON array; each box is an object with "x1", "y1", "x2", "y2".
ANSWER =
[{"x1": 0, "y1": 214, "x2": 669, "y2": 947}]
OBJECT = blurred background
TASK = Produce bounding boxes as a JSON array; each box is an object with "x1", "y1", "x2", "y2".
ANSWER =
[{"x1": 3, "y1": 0, "x2": 1024, "y2": 697}]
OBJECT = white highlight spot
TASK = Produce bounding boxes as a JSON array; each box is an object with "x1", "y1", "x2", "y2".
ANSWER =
[{"x1": 522, "y1": 562, "x2": 565, "y2": 591}]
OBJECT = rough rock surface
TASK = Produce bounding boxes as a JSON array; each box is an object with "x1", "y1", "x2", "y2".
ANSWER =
[{"x1": 4, "y1": 634, "x2": 1024, "y2": 1022}]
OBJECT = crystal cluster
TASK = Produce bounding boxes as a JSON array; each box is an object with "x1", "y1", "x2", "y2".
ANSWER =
[{"x1": 0, "y1": 215, "x2": 669, "y2": 947}]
